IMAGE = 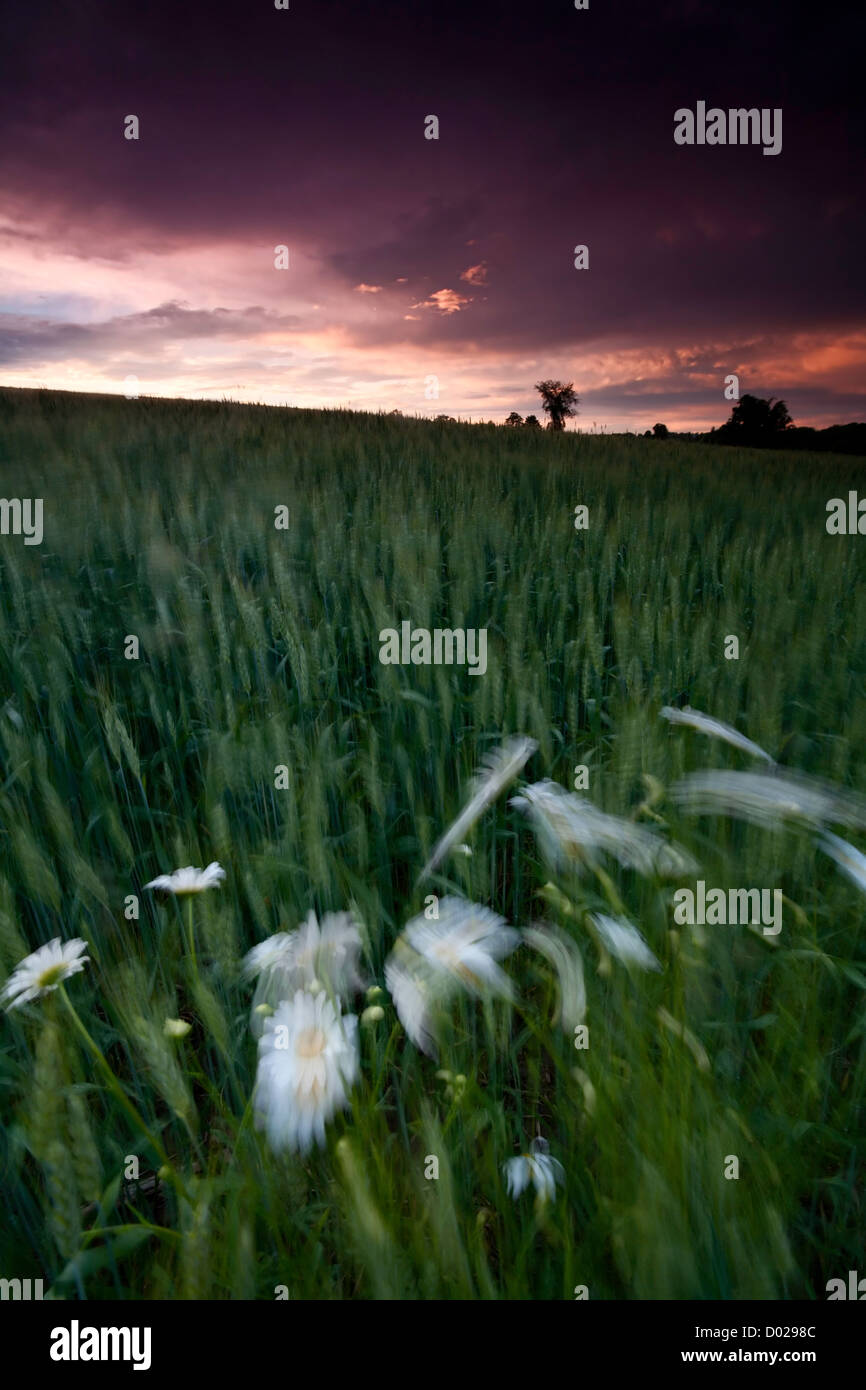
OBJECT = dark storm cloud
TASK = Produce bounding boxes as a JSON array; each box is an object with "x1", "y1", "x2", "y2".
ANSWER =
[
  {"x1": 0, "y1": 0, "x2": 864, "y2": 421},
  {"x1": 0, "y1": 303, "x2": 301, "y2": 365}
]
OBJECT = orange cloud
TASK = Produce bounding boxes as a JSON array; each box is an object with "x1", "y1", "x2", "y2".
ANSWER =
[
  {"x1": 460, "y1": 262, "x2": 488, "y2": 286},
  {"x1": 411, "y1": 288, "x2": 469, "y2": 315}
]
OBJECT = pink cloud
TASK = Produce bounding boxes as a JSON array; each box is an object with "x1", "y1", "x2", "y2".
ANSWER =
[
  {"x1": 410, "y1": 288, "x2": 469, "y2": 315},
  {"x1": 460, "y1": 262, "x2": 488, "y2": 286}
]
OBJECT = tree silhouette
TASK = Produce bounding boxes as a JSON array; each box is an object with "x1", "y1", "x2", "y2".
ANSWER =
[
  {"x1": 524, "y1": 415, "x2": 542, "y2": 429},
  {"x1": 505, "y1": 411, "x2": 524, "y2": 427},
  {"x1": 652, "y1": 422, "x2": 669, "y2": 439},
  {"x1": 535, "y1": 380, "x2": 579, "y2": 431},
  {"x1": 716, "y1": 394, "x2": 793, "y2": 446}
]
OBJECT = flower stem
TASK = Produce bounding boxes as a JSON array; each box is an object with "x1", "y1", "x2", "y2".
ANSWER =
[
  {"x1": 186, "y1": 897, "x2": 199, "y2": 983},
  {"x1": 58, "y1": 984, "x2": 179, "y2": 1184}
]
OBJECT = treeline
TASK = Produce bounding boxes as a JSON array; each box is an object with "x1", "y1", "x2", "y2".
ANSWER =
[{"x1": 706, "y1": 421, "x2": 866, "y2": 455}]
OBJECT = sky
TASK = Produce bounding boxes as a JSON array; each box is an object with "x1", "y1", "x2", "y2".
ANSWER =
[{"x1": 1, "y1": 0, "x2": 864, "y2": 430}]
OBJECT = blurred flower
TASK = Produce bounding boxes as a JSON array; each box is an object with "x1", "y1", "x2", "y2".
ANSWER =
[
  {"x1": 384, "y1": 939, "x2": 438, "y2": 1057},
  {"x1": 589, "y1": 912, "x2": 661, "y2": 972},
  {"x1": 511, "y1": 780, "x2": 697, "y2": 878},
  {"x1": 366, "y1": 984, "x2": 384, "y2": 1001},
  {"x1": 163, "y1": 1018, "x2": 191, "y2": 1039},
  {"x1": 254, "y1": 990, "x2": 359, "y2": 1155},
  {"x1": 361, "y1": 1005, "x2": 384, "y2": 1025},
  {"x1": 244, "y1": 910, "x2": 367, "y2": 1002},
  {"x1": 386, "y1": 898, "x2": 518, "y2": 1058},
  {"x1": 406, "y1": 897, "x2": 519, "y2": 994},
  {"x1": 522, "y1": 921, "x2": 586, "y2": 1030},
  {"x1": 144, "y1": 862, "x2": 225, "y2": 895},
  {"x1": 502, "y1": 1138, "x2": 565, "y2": 1201},
  {"x1": 660, "y1": 705, "x2": 775, "y2": 764},
  {"x1": 816, "y1": 830, "x2": 866, "y2": 895},
  {"x1": 671, "y1": 768, "x2": 866, "y2": 833},
  {"x1": 419, "y1": 736, "x2": 537, "y2": 881},
  {"x1": 2, "y1": 938, "x2": 89, "y2": 1010}
]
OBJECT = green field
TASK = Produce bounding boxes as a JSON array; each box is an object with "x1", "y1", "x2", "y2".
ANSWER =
[{"x1": 1, "y1": 385, "x2": 865, "y2": 1300}]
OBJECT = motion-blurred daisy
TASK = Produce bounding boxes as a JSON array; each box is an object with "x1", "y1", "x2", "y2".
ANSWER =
[
  {"x1": 244, "y1": 910, "x2": 366, "y2": 997},
  {"x1": 144, "y1": 862, "x2": 226, "y2": 895},
  {"x1": 386, "y1": 897, "x2": 519, "y2": 1057},
  {"x1": 1, "y1": 938, "x2": 89, "y2": 1010},
  {"x1": 512, "y1": 780, "x2": 696, "y2": 878},
  {"x1": 254, "y1": 989, "x2": 359, "y2": 1155},
  {"x1": 502, "y1": 1137, "x2": 565, "y2": 1201},
  {"x1": 404, "y1": 896, "x2": 519, "y2": 996}
]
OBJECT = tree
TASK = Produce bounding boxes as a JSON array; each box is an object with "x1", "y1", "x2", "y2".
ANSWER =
[
  {"x1": 715, "y1": 394, "x2": 793, "y2": 446},
  {"x1": 505, "y1": 411, "x2": 524, "y2": 427},
  {"x1": 652, "y1": 422, "x2": 669, "y2": 439},
  {"x1": 535, "y1": 380, "x2": 579, "y2": 431},
  {"x1": 524, "y1": 415, "x2": 542, "y2": 429}
]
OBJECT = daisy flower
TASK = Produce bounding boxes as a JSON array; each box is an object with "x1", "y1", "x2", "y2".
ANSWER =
[
  {"x1": 660, "y1": 705, "x2": 775, "y2": 764},
  {"x1": 384, "y1": 940, "x2": 438, "y2": 1057},
  {"x1": 254, "y1": 989, "x2": 359, "y2": 1155},
  {"x1": 2, "y1": 938, "x2": 89, "y2": 1011},
  {"x1": 244, "y1": 910, "x2": 367, "y2": 1035},
  {"x1": 386, "y1": 897, "x2": 519, "y2": 1058},
  {"x1": 418, "y1": 735, "x2": 538, "y2": 882},
  {"x1": 144, "y1": 862, "x2": 226, "y2": 895},
  {"x1": 522, "y1": 922, "x2": 586, "y2": 1030},
  {"x1": 404, "y1": 896, "x2": 519, "y2": 995},
  {"x1": 502, "y1": 1137, "x2": 565, "y2": 1201},
  {"x1": 671, "y1": 769, "x2": 866, "y2": 833},
  {"x1": 511, "y1": 780, "x2": 697, "y2": 878},
  {"x1": 816, "y1": 829, "x2": 866, "y2": 895},
  {"x1": 589, "y1": 911, "x2": 662, "y2": 972}
]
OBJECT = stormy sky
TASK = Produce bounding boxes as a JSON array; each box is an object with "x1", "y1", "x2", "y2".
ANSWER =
[{"x1": 1, "y1": 0, "x2": 864, "y2": 428}]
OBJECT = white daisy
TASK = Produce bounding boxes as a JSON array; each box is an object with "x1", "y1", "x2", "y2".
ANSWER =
[
  {"x1": 522, "y1": 922, "x2": 586, "y2": 1030},
  {"x1": 384, "y1": 941, "x2": 438, "y2": 1057},
  {"x1": 244, "y1": 911, "x2": 367, "y2": 1036},
  {"x1": 419, "y1": 736, "x2": 538, "y2": 882},
  {"x1": 405, "y1": 896, "x2": 519, "y2": 995},
  {"x1": 254, "y1": 989, "x2": 359, "y2": 1155},
  {"x1": 816, "y1": 829, "x2": 866, "y2": 895},
  {"x1": 671, "y1": 769, "x2": 866, "y2": 833},
  {"x1": 385, "y1": 897, "x2": 519, "y2": 1058},
  {"x1": 144, "y1": 862, "x2": 226, "y2": 895},
  {"x1": 660, "y1": 705, "x2": 775, "y2": 764},
  {"x1": 502, "y1": 1137, "x2": 565, "y2": 1201},
  {"x1": 2, "y1": 938, "x2": 90, "y2": 1010},
  {"x1": 589, "y1": 912, "x2": 662, "y2": 972},
  {"x1": 511, "y1": 780, "x2": 697, "y2": 878}
]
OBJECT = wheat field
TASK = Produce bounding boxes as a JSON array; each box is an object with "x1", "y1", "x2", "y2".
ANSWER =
[{"x1": 1, "y1": 385, "x2": 864, "y2": 1300}]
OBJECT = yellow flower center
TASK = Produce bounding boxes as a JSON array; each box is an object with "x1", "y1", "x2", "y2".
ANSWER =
[
  {"x1": 37, "y1": 964, "x2": 66, "y2": 989},
  {"x1": 295, "y1": 1027, "x2": 327, "y2": 1059}
]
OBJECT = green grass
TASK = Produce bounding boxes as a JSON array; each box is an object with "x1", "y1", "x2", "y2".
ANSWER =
[{"x1": 0, "y1": 384, "x2": 865, "y2": 1300}]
